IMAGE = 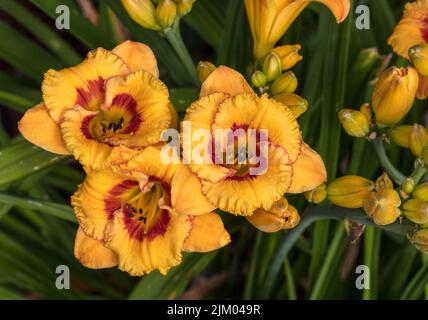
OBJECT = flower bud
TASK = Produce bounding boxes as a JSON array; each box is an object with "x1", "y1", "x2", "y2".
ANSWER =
[
  {"x1": 251, "y1": 71, "x2": 267, "y2": 88},
  {"x1": 197, "y1": 61, "x2": 216, "y2": 83},
  {"x1": 372, "y1": 66, "x2": 419, "y2": 126},
  {"x1": 423, "y1": 149, "x2": 428, "y2": 166},
  {"x1": 388, "y1": 125, "x2": 412, "y2": 148},
  {"x1": 409, "y1": 44, "x2": 428, "y2": 76},
  {"x1": 272, "y1": 44, "x2": 302, "y2": 70},
  {"x1": 176, "y1": 0, "x2": 195, "y2": 16},
  {"x1": 414, "y1": 182, "x2": 428, "y2": 201},
  {"x1": 262, "y1": 52, "x2": 282, "y2": 82},
  {"x1": 402, "y1": 177, "x2": 415, "y2": 194},
  {"x1": 359, "y1": 103, "x2": 372, "y2": 123},
  {"x1": 156, "y1": 0, "x2": 177, "y2": 29},
  {"x1": 363, "y1": 189, "x2": 401, "y2": 225},
  {"x1": 409, "y1": 229, "x2": 428, "y2": 253},
  {"x1": 270, "y1": 71, "x2": 298, "y2": 95},
  {"x1": 304, "y1": 183, "x2": 327, "y2": 204},
  {"x1": 410, "y1": 124, "x2": 428, "y2": 156},
  {"x1": 273, "y1": 93, "x2": 308, "y2": 118},
  {"x1": 121, "y1": 0, "x2": 161, "y2": 31},
  {"x1": 403, "y1": 198, "x2": 428, "y2": 224},
  {"x1": 338, "y1": 109, "x2": 370, "y2": 138},
  {"x1": 247, "y1": 198, "x2": 300, "y2": 232},
  {"x1": 327, "y1": 176, "x2": 375, "y2": 208}
]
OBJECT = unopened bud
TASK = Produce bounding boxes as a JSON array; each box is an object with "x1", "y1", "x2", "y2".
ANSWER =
[
  {"x1": 403, "y1": 198, "x2": 428, "y2": 224},
  {"x1": 156, "y1": 0, "x2": 177, "y2": 29},
  {"x1": 388, "y1": 125, "x2": 413, "y2": 148},
  {"x1": 410, "y1": 124, "x2": 428, "y2": 156},
  {"x1": 197, "y1": 61, "x2": 216, "y2": 83},
  {"x1": 402, "y1": 177, "x2": 415, "y2": 194},
  {"x1": 270, "y1": 71, "x2": 298, "y2": 95},
  {"x1": 273, "y1": 93, "x2": 308, "y2": 118},
  {"x1": 414, "y1": 182, "x2": 428, "y2": 201},
  {"x1": 121, "y1": 0, "x2": 161, "y2": 31},
  {"x1": 304, "y1": 183, "x2": 327, "y2": 204},
  {"x1": 251, "y1": 71, "x2": 267, "y2": 88},
  {"x1": 409, "y1": 44, "x2": 428, "y2": 76},
  {"x1": 176, "y1": 0, "x2": 195, "y2": 16},
  {"x1": 409, "y1": 229, "x2": 428, "y2": 253},
  {"x1": 338, "y1": 109, "x2": 370, "y2": 138},
  {"x1": 272, "y1": 44, "x2": 302, "y2": 70},
  {"x1": 327, "y1": 176, "x2": 375, "y2": 208},
  {"x1": 263, "y1": 52, "x2": 282, "y2": 82}
]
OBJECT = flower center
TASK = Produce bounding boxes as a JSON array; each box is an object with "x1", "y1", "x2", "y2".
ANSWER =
[{"x1": 123, "y1": 183, "x2": 165, "y2": 234}]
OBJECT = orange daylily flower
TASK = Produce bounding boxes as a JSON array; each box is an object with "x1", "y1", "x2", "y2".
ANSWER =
[
  {"x1": 72, "y1": 146, "x2": 230, "y2": 275},
  {"x1": 18, "y1": 41, "x2": 177, "y2": 170},
  {"x1": 183, "y1": 66, "x2": 327, "y2": 216},
  {"x1": 245, "y1": 0, "x2": 351, "y2": 59}
]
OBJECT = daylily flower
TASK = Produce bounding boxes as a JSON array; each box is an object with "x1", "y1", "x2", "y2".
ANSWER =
[
  {"x1": 388, "y1": 0, "x2": 428, "y2": 60},
  {"x1": 73, "y1": 146, "x2": 230, "y2": 275},
  {"x1": 244, "y1": 0, "x2": 351, "y2": 59},
  {"x1": 183, "y1": 66, "x2": 327, "y2": 216},
  {"x1": 18, "y1": 41, "x2": 177, "y2": 170}
]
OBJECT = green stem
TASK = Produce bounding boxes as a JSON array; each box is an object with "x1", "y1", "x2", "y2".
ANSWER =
[
  {"x1": 363, "y1": 226, "x2": 381, "y2": 300},
  {"x1": 411, "y1": 166, "x2": 427, "y2": 185},
  {"x1": 372, "y1": 137, "x2": 406, "y2": 184},
  {"x1": 260, "y1": 205, "x2": 413, "y2": 298},
  {"x1": 164, "y1": 21, "x2": 199, "y2": 86}
]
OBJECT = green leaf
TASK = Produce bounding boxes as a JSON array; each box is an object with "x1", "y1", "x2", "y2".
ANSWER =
[
  {"x1": 169, "y1": 88, "x2": 198, "y2": 113},
  {"x1": 0, "y1": 1, "x2": 81, "y2": 65},
  {"x1": 129, "y1": 252, "x2": 216, "y2": 299},
  {"x1": 0, "y1": 20, "x2": 63, "y2": 82},
  {"x1": 0, "y1": 140, "x2": 66, "y2": 186},
  {"x1": 29, "y1": 0, "x2": 115, "y2": 49},
  {"x1": 0, "y1": 193, "x2": 76, "y2": 223}
]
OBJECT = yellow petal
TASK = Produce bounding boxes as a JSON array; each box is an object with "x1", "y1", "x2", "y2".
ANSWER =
[
  {"x1": 417, "y1": 74, "x2": 428, "y2": 100},
  {"x1": 171, "y1": 165, "x2": 216, "y2": 215},
  {"x1": 200, "y1": 66, "x2": 253, "y2": 97},
  {"x1": 288, "y1": 143, "x2": 327, "y2": 193},
  {"x1": 60, "y1": 106, "x2": 114, "y2": 170},
  {"x1": 202, "y1": 144, "x2": 292, "y2": 216},
  {"x1": 183, "y1": 213, "x2": 230, "y2": 252},
  {"x1": 72, "y1": 169, "x2": 140, "y2": 240},
  {"x1": 74, "y1": 227, "x2": 118, "y2": 269},
  {"x1": 42, "y1": 48, "x2": 129, "y2": 122},
  {"x1": 388, "y1": 0, "x2": 428, "y2": 60},
  {"x1": 18, "y1": 103, "x2": 70, "y2": 155},
  {"x1": 102, "y1": 71, "x2": 171, "y2": 148},
  {"x1": 112, "y1": 40, "x2": 159, "y2": 77},
  {"x1": 372, "y1": 205, "x2": 401, "y2": 226},
  {"x1": 105, "y1": 208, "x2": 191, "y2": 276},
  {"x1": 183, "y1": 92, "x2": 234, "y2": 183}
]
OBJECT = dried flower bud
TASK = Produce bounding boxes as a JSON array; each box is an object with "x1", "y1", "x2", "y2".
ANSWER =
[{"x1": 363, "y1": 189, "x2": 401, "y2": 225}]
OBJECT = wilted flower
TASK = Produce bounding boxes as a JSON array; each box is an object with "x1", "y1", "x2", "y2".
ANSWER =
[
  {"x1": 327, "y1": 176, "x2": 375, "y2": 208},
  {"x1": 247, "y1": 198, "x2": 300, "y2": 232},
  {"x1": 363, "y1": 189, "x2": 401, "y2": 225},
  {"x1": 371, "y1": 66, "x2": 419, "y2": 126}
]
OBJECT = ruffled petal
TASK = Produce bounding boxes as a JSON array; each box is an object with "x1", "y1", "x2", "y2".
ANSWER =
[
  {"x1": 183, "y1": 92, "x2": 234, "y2": 183},
  {"x1": 18, "y1": 103, "x2": 70, "y2": 155},
  {"x1": 71, "y1": 170, "x2": 140, "y2": 240},
  {"x1": 74, "y1": 227, "x2": 118, "y2": 269},
  {"x1": 102, "y1": 71, "x2": 171, "y2": 148},
  {"x1": 105, "y1": 208, "x2": 191, "y2": 276},
  {"x1": 202, "y1": 144, "x2": 292, "y2": 216},
  {"x1": 171, "y1": 165, "x2": 216, "y2": 215},
  {"x1": 200, "y1": 66, "x2": 253, "y2": 97},
  {"x1": 112, "y1": 40, "x2": 159, "y2": 77},
  {"x1": 388, "y1": 0, "x2": 428, "y2": 59},
  {"x1": 287, "y1": 143, "x2": 327, "y2": 194},
  {"x1": 183, "y1": 213, "x2": 231, "y2": 252},
  {"x1": 42, "y1": 48, "x2": 129, "y2": 122},
  {"x1": 60, "y1": 106, "x2": 113, "y2": 170}
]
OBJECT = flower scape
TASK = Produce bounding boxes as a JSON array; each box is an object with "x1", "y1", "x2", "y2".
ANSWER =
[{"x1": 3, "y1": 0, "x2": 428, "y2": 300}]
